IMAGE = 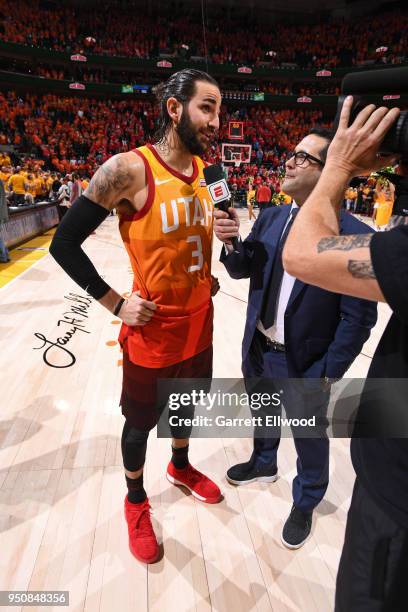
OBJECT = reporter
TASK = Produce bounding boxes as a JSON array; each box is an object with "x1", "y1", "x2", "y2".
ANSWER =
[
  {"x1": 283, "y1": 98, "x2": 408, "y2": 611},
  {"x1": 214, "y1": 127, "x2": 378, "y2": 550}
]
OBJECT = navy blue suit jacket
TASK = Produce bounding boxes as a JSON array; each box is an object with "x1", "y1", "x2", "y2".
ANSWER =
[{"x1": 221, "y1": 205, "x2": 378, "y2": 378}]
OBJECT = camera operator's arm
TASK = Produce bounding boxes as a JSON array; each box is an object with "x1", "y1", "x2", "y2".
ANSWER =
[{"x1": 283, "y1": 96, "x2": 399, "y2": 302}]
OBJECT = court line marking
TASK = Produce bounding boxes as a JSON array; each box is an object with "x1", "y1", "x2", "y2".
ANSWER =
[{"x1": 0, "y1": 254, "x2": 50, "y2": 294}]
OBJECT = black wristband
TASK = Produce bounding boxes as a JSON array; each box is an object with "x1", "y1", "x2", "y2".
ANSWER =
[{"x1": 113, "y1": 297, "x2": 125, "y2": 316}]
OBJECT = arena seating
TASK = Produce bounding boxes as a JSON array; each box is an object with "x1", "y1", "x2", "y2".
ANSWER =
[
  {"x1": 0, "y1": 1, "x2": 406, "y2": 68},
  {"x1": 0, "y1": 90, "x2": 330, "y2": 186}
]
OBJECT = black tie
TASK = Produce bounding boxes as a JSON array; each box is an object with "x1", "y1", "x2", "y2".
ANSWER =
[{"x1": 260, "y1": 208, "x2": 298, "y2": 330}]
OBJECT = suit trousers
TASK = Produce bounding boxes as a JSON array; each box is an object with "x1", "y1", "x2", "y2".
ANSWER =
[{"x1": 243, "y1": 329, "x2": 330, "y2": 513}]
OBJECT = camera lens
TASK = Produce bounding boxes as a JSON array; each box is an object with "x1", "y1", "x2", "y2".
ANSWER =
[{"x1": 381, "y1": 111, "x2": 408, "y2": 155}]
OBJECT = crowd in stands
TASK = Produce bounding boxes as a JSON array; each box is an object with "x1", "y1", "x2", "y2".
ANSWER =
[
  {"x1": 1, "y1": 152, "x2": 394, "y2": 232},
  {"x1": 0, "y1": 0, "x2": 406, "y2": 69},
  {"x1": 344, "y1": 179, "x2": 395, "y2": 230},
  {"x1": 0, "y1": 87, "x2": 330, "y2": 216},
  {"x1": 0, "y1": 130, "x2": 395, "y2": 231},
  {"x1": 0, "y1": 84, "x2": 395, "y2": 230},
  {"x1": 0, "y1": 151, "x2": 88, "y2": 211},
  {"x1": 0, "y1": 91, "x2": 330, "y2": 182},
  {"x1": 0, "y1": 91, "x2": 157, "y2": 174}
]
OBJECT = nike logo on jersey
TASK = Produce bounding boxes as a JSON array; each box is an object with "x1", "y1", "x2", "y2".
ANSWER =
[{"x1": 155, "y1": 178, "x2": 173, "y2": 186}]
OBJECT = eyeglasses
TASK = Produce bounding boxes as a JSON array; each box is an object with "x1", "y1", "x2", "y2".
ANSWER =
[{"x1": 286, "y1": 150, "x2": 325, "y2": 167}]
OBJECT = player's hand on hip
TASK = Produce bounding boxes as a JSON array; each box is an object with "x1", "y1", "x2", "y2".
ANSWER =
[
  {"x1": 326, "y1": 96, "x2": 400, "y2": 177},
  {"x1": 119, "y1": 290, "x2": 157, "y2": 326},
  {"x1": 213, "y1": 207, "x2": 240, "y2": 245}
]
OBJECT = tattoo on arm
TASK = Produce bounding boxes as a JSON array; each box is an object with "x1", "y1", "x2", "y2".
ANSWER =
[
  {"x1": 85, "y1": 155, "x2": 133, "y2": 206},
  {"x1": 317, "y1": 234, "x2": 373, "y2": 253},
  {"x1": 347, "y1": 260, "x2": 376, "y2": 279},
  {"x1": 386, "y1": 215, "x2": 408, "y2": 230}
]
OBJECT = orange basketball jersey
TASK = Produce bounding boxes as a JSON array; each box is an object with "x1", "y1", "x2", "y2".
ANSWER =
[{"x1": 118, "y1": 144, "x2": 214, "y2": 368}]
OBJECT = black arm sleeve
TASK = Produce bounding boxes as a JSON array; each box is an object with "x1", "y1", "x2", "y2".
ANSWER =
[{"x1": 49, "y1": 195, "x2": 111, "y2": 299}]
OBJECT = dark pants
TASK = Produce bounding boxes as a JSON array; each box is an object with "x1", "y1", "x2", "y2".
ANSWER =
[
  {"x1": 243, "y1": 330, "x2": 330, "y2": 513},
  {"x1": 120, "y1": 346, "x2": 213, "y2": 471},
  {"x1": 336, "y1": 479, "x2": 408, "y2": 612},
  {"x1": 12, "y1": 193, "x2": 25, "y2": 206},
  {"x1": 120, "y1": 345, "x2": 213, "y2": 431},
  {"x1": 57, "y1": 204, "x2": 68, "y2": 221}
]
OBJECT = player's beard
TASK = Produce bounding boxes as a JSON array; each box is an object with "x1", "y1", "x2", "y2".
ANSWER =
[{"x1": 176, "y1": 108, "x2": 207, "y2": 155}]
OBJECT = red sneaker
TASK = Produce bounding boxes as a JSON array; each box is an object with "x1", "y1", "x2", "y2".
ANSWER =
[
  {"x1": 166, "y1": 462, "x2": 222, "y2": 504},
  {"x1": 124, "y1": 496, "x2": 159, "y2": 564}
]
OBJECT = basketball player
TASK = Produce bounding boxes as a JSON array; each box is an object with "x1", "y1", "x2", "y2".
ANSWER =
[{"x1": 50, "y1": 69, "x2": 222, "y2": 564}]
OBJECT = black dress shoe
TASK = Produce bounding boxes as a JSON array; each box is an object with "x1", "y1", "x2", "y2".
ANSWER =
[
  {"x1": 226, "y1": 460, "x2": 278, "y2": 486},
  {"x1": 281, "y1": 504, "x2": 313, "y2": 549}
]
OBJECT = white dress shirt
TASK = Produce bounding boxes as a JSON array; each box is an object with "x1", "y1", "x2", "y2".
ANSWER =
[{"x1": 257, "y1": 203, "x2": 299, "y2": 344}]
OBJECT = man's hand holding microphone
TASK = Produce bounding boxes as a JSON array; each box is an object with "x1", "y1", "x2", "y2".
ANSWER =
[{"x1": 213, "y1": 207, "x2": 240, "y2": 253}]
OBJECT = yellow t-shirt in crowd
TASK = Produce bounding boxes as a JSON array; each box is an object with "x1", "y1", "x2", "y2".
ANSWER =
[
  {"x1": 26, "y1": 180, "x2": 37, "y2": 197},
  {"x1": 0, "y1": 154, "x2": 11, "y2": 165},
  {"x1": 374, "y1": 192, "x2": 393, "y2": 227},
  {"x1": 8, "y1": 173, "x2": 26, "y2": 194},
  {"x1": 34, "y1": 177, "x2": 44, "y2": 196}
]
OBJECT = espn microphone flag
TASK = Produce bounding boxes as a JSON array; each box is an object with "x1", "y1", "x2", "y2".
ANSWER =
[
  {"x1": 203, "y1": 164, "x2": 231, "y2": 207},
  {"x1": 203, "y1": 164, "x2": 239, "y2": 252}
]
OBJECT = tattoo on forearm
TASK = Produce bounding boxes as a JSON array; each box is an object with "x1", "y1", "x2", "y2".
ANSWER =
[
  {"x1": 317, "y1": 234, "x2": 373, "y2": 253},
  {"x1": 347, "y1": 260, "x2": 376, "y2": 279},
  {"x1": 386, "y1": 215, "x2": 408, "y2": 230},
  {"x1": 86, "y1": 156, "x2": 132, "y2": 204}
]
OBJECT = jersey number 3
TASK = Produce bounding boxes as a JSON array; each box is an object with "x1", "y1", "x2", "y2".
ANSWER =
[{"x1": 187, "y1": 235, "x2": 204, "y2": 272}]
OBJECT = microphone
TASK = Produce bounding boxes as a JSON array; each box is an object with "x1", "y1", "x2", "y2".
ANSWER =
[{"x1": 203, "y1": 163, "x2": 239, "y2": 252}]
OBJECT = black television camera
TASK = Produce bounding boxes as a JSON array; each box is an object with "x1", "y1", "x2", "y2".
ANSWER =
[{"x1": 333, "y1": 66, "x2": 408, "y2": 155}]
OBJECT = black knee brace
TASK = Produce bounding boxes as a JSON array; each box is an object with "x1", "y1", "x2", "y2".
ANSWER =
[
  {"x1": 168, "y1": 401, "x2": 195, "y2": 440},
  {"x1": 121, "y1": 421, "x2": 149, "y2": 472}
]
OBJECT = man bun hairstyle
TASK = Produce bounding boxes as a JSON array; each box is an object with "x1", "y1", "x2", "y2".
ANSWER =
[{"x1": 153, "y1": 69, "x2": 219, "y2": 144}]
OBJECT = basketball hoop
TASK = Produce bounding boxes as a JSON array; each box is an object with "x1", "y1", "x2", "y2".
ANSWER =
[{"x1": 221, "y1": 143, "x2": 252, "y2": 165}]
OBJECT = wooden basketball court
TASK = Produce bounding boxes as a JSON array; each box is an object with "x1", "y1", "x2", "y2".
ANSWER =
[{"x1": 0, "y1": 210, "x2": 391, "y2": 611}]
